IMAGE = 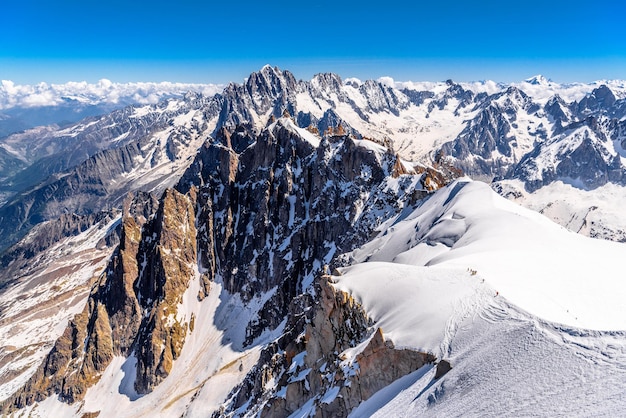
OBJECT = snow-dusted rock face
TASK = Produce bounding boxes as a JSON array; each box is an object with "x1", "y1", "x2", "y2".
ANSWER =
[
  {"x1": 178, "y1": 118, "x2": 432, "y2": 344},
  {"x1": 0, "y1": 115, "x2": 450, "y2": 415},
  {"x1": 219, "y1": 277, "x2": 436, "y2": 417}
]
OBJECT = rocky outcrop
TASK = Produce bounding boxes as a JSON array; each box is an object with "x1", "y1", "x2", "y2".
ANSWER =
[
  {"x1": 215, "y1": 65, "x2": 299, "y2": 130},
  {"x1": 133, "y1": 188, "x2": 197, "y2": 393},
  {"x1": 219, "y1": 276, "x2": 436, "y2": 417},
  {"x1": 0, "y1": 188, "x2": 197, "y2": 413}
]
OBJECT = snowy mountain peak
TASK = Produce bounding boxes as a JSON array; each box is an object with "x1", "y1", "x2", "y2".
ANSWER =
[
  {"x1": 525, "y1": 74, "x2": 551, "y2": 85},
  {"x1": 311, "y1": 72, "x2": 344, "y2": 92}
]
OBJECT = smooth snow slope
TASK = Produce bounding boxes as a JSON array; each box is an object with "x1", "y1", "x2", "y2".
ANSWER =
[
  {"x1": 344, "y1": 179, "x2": 626, "y2": 331},
  {"x1": 333, "y1": 179, "x2": 626, "y2": 416}
]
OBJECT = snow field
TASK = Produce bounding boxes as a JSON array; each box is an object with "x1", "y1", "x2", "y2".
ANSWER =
[{"x1": 330, "y1": 179, "x2": 626, "y2": 416}]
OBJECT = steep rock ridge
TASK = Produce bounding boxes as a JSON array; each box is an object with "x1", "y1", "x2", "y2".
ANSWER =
[
  {"x1": 178, "y1": 117, "x2": 441, "y2": 345},
  {"x1": 133, "y1": 189, "x2": 198, "y2": 393},
  {"x1": 0, "y1": 188, "x2": 197, "y2": 412},
  {"x1": 215, "y1": 65, "x2": 299, "y2": 129},
  {"x1": 218, "y1": 276, "x2": 436, "y2": 417},
  {"x1": 189, "y1": 121, "x2": 455, "y2": 416}
]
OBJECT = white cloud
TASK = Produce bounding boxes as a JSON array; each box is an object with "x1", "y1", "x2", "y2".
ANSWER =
[
  {"x1": 344, "y1": 77, "x2": 362, "y2": 87},
  {"x1": 0, "y1": 80, "x2": 225, "y2": 110},
  {"x1": 377, "y1": 76, "x2": 395, "y2": 88}
]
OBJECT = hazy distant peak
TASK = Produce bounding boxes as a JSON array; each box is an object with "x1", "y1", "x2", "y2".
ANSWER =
[{"x1": 524, "y1": 75, "x2": 551, "y2": 85}]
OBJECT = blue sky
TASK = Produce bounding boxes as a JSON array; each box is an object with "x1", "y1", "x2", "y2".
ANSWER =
[{"x1": 1, "y1": 0, "x2": 625, "y2": 84}]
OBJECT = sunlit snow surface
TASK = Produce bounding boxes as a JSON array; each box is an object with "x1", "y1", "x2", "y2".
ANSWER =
[
  {"x1": 496, "y1": 179, "x2": 626, "y2": 242},
  {"x1": 330, "y1": 179, "x2": 626, "y2": 417},
  {"x1": 342, "y1": 179, "x2": 626, "y2": 331}
]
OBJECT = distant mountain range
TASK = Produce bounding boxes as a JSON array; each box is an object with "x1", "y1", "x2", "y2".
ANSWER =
[
  {"x1": 1, "y1": 66, "x2": 626, "y2": 417},
  {"x1": 0, "y1": 79, "x2": 223, "y2": 138}
]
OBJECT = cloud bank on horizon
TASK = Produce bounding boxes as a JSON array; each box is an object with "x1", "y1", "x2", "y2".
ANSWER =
[{"x1": 0, "y1": 79, "x2": 224, "y2": 111}]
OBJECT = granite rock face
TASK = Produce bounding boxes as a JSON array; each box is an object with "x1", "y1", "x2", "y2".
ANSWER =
[
  {"x1": 1, "y1": 187, "x2": 197, "y2": 410},
  {"x1": 182, "y1": 117, "x2": 456, "y2": 345},
  {"x1": 218, "y1": 277, "x2": 436, "y2": 417}
]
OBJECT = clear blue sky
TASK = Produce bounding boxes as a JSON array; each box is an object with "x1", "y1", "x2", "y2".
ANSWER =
[{"x1": 1, "y1": 0, "x2": 625, "y2": 84}]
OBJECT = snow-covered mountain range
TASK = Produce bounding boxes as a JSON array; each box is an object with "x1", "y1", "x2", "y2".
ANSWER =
[
  {"x1": 0, "y1": 79, "x2": 223, "y2": 139},
  {"x1": 1, "y1": 66, "x2": 626, "y2": 417}
]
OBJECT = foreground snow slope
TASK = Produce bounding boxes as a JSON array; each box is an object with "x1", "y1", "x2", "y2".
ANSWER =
[
  {"x1": 350, "y1": 294, "x2": 626, "y2": 417},
  {"x1": 330, "y1": 179, "x2": 626, "y2": 416}
]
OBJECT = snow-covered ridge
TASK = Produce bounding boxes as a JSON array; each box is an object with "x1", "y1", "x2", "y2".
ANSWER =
[
  {"x1": 342, "y1": 179, "x2": 626, "y2": 331},
  {"x1": 324, "y1": 179, "x2": 626, "y2": 416},
  {"x1": 0, "y1": 79, "x2": 224, "y2": 110}
]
